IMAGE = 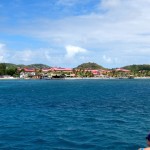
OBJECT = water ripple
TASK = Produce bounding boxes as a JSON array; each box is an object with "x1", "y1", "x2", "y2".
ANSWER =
[{"x1": 0, "y1": 79, "x2": 149, "y2": 149}]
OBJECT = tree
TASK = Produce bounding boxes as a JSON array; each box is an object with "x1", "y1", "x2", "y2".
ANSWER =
[
  {"x1": 6, "y1": 68, "x2": 17, "y2": 76},
  {"x1": 0, "y1": 63, "x2": 6, "y2": 75}
]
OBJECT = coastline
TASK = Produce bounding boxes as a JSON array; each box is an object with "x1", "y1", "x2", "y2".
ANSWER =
[
  {"x1": 65, "y1": 77, "x2": 150, "y2": 80},
  {"x1": 1, "y1": 77, "x2": 150, "y2": 80},
  {"x1": 0, "y1": 77, "x2": 20, "y2": 80}
]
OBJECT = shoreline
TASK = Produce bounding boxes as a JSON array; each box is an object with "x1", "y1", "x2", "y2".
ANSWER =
[
  {"x1": 0, "y1": 78, "x2": 19, "y2": 80},
  {"x1": 0, "y1": 77, "x2": 150, "y2": 80}
]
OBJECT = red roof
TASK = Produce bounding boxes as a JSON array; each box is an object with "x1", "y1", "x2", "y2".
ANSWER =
[
  {"x1": 85, "y1": 70, "x2": 100, "y2": 75},
  {"x1": 116, "y1": 68, "x2": 130, "y2": 72},
  {"x1": 24, "y1": 68, "x2": 35, "y2": 72},
  {"x1": 42, "y1": 68, "x2": 51, "y2": 72},
  {"x1": 51, "y1": 67, "x2": 72, "y2": 71}
]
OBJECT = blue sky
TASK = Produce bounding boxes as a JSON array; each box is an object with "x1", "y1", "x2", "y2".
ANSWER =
[{"x1": 0, "y1": 0, "x2": 150, "y2": 68}]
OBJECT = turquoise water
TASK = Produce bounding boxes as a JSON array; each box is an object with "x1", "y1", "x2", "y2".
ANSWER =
[{"x1": 0, "y1": 79, "x2": 150, "y2": 150}]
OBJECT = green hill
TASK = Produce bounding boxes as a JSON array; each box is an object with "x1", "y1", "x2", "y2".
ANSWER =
[
  {"x1": 2, "y1": 63, "x2": 18, "y2": 69},
  {"x1": 0, "y1": 63, "x2": 50, "y2": 69},
  {"x1": 76, "y1": 62, "x2": 105, "y2": 70},
  {"x1": 123, "y1": 64, "x2": 150, "y2": 71},
  {"x1": 27, "y1": 64, "x2": 50, "y2": 68}
]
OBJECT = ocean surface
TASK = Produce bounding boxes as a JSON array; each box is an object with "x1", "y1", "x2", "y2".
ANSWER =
[{"x1": 0, "y1": 79, "x2": 150, "y2": 150}]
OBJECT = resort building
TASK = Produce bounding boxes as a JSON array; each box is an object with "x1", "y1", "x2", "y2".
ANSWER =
[
  {"x1": 50, "y1": 67, "x2": 73, "y2": 72},
  {"x1": 86, "y1": 69, "x2": 100, "y2": 76},
  {"x1": 18, "y1": 67, "x2": 117, "y2": 79},
  {"x1": 19, "y1": 67, "x2": 73, "y2": 79},
  {"x1": 41, "y1": 68, "x2": 51, "y2": 72},
  {"x1": 115, "y1": 68, "x2": 130, "y2": 72},
  {"x1": 19, "y1": 68, "x2": 36, "y2": 78}
]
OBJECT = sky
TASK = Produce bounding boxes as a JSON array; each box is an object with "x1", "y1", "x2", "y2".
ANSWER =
[{"x1": 0, "y1": 0, "x2": 150, "y2": 68}]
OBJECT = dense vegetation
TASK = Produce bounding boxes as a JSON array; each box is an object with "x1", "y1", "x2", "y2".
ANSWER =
[
  {"x1": 27, "y1": 64, "x2": 50, "y2": 68},
  {"x1": 76, "y1": 62, "x2": 105, "y2": 70},
  {"x1": 2, "y1": 63, "x2": 50, "y2": 69},
  {"x1": 123, "y1": 64, "x2": 150, "y2": 71},
  {"x1": 0, "y1": 62, "x2": 150, "y2": 77},
  {"x1": 0, "y1": 63, "x2": 50, "y2": 77},
  {"x1": 0, "y1": 63, "x2": 18, "y2": 76}
]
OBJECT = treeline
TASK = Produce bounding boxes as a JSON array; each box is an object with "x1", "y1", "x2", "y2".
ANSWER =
[
  {"x1": 123, "y1": 64, "x2": 150, "y2": 71},
  {"x1": 0, "y1": 63, "x2": 18, "y2": 76},
  {"x1": 0, "y1": 62, "x2": 150, "y2": 77},
  {"x1": 1, "y1": 63, "x2": 50, "y2": 69},
  {"x1": 0, "y1": 63, "x2": 51, "y2": 76}
]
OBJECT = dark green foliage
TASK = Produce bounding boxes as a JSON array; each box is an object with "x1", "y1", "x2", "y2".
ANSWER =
[
  {"x1": 6, "y1": 68, "x2": 17, "y2": 76},
  {"x1": 76, "y1": 62, "x2": 105, "y2": 70},
  {"x1": 16, "y1": 64, "x2": 26, "y2": 68},
  {"x1": 0, "y1": 63, "x2": 6, "y2": 75},
  {"x1": 4, "y1": 63, "x2": 18, "y2": 68},
  {"x1": 0, "y1": 63, "x2": 50, "y2": 69},
  {"x1": 0, "y1": 63, "x2": 50, "y2": 76},
  {"x1": 0, "y1": 63, "x2": 18, "y2": 76},
  {"x1": 27, "y1": 64, "x2": 50, "y2": 69},
  {"x1": 123, "y1": 64, "x2": 150, "y2": 72}
]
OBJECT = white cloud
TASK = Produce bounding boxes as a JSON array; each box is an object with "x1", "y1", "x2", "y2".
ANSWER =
[
  {"x1": 9, "y1": 48, "x2": 58, "y2": 65},
  {"x1": 65, "y1": 45, "x2": 87, "y2": 58},
  {"x1": 0, "y1": 55, "x2": 4, "y2": 62},
  {"x1": 0, "y1": 43, "x2": 5, "y2": 49},
  {"x1": 16, "y1": 1, "x2": 150, "y2": 50},
  {"x1": 0, "y1": 44, "x2": 52, "y2": 65},
  {"x1": 12, "y1": 50, "x2": 33, "y2": 62},
  {"x1": 56, "y1": 0, "x2": 78, "y2": 6},
  {"x1": 101, "y1": 0, "x2": 121, "y2": 9},
  {"x1": 0, "y1": 43, "x2": 8, "y2": 62},
  {"x1": 0, "y1": 44, "x2": 73, "y2": 67},
  {"x1": 102, "y1": 55, "x2": 112, "y2": 63},
  {"x1": 1, "y1": 0, "x2": 150, "y2": 67}
]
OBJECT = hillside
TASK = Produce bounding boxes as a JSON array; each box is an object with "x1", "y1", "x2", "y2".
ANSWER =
[
  {"x1": 27, "y1": 64, "x2": 50, "y2": 68},
  {"x1": 76, "y1": 62, "x2": 105, "y2": 70},
  {"x1": 123, "y1": 64, "x2": 150, "y2": 71},
  {"x1": 0, "y1": 63, "x2": 50, "y2": 69},
  {"x1": 4, "y1": 63, "x2": 18, "y2": 69}
]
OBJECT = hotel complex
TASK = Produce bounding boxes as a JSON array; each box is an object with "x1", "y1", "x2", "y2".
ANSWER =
[{"x1": 18, "y1": 67, "x2": 131, "y2": 79}]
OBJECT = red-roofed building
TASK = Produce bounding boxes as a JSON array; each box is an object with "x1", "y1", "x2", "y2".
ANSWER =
[
  {"x1": 23, "y1": 68, "x2": 35, "y2": 72},
  {"x1": 85, "y1": 69, "x2": 111, "y2": 76},
  {"x1": 88, "y1": 70, "x2": 100, "y2": 75},
  {"x1": 20, "y1": 68, "x2": 36, "y2": 78},
  {"x1": 115, "y1": 68, "x2": 130, "y2": 72},
  {"x1": 101, "y1": 69, "x2": 111, "y2": 74},
  {"x1": 50, "y1": 67, "x2": 72, "y2": 72},
  {"x1": 42, "y1": 68, "x2": 51, "y2": 72}
]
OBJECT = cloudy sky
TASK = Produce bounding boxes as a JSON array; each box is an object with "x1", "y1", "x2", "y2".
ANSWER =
[{"x1": 0, "y1": 0, "x2": 150, "y2": 68}]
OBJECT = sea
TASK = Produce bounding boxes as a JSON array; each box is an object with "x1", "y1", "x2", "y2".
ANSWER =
[{"x1": 0, "y1": 79, "x2": 150, "y2": 150}]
